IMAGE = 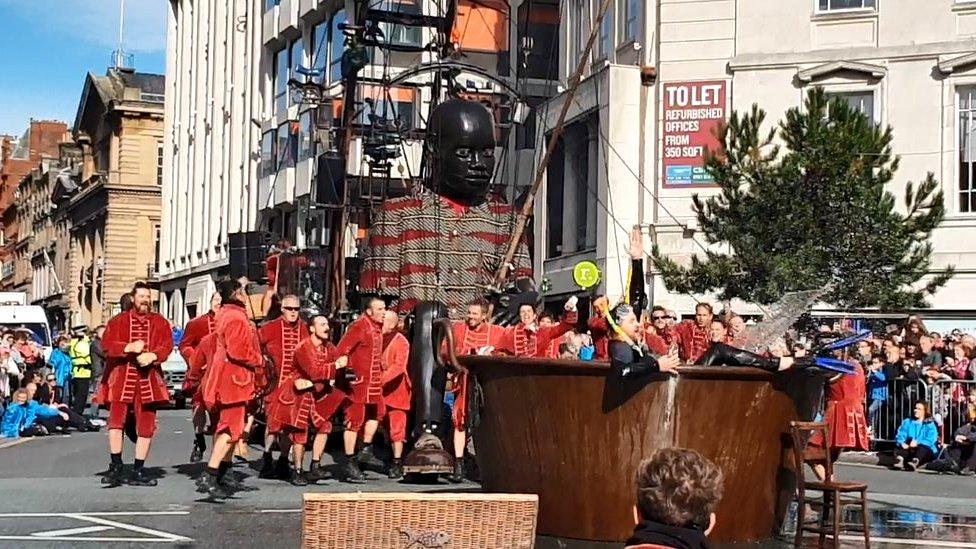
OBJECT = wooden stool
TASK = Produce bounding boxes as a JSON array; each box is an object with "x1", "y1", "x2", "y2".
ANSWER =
[
  {"x1": 789, "y1": 421, "x2": 870, "y2": 548},
  {"x1": 301, "y1": 492, "x2": 538, "y2": 548}
]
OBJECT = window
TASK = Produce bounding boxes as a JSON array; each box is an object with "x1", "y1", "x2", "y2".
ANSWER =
[
  {"x1": 260, "y1": 131, "x2": 276, "y2": 177},
  {"x1": 958, "y1": 87, "x2": 976, "y2": 213},
  {"x1": 290, "y1": 38, "x2": 304, "y2": 86},
  {"x1": 330, "y1": 10, "x2": 347, "y2": 84},
  {"x1": 516, "y1": 0, "x2": 559, "y2": 81},
  {"x1": 311, "y1": 21, "x2": 329, "y2": 81},
  {"x1": 599, "y1": 5, "x2": 613, "y2": 58},
  {"x1": 298, "y1": 111, "x2": 315, "y2": 161},
  {"x1": 274, "y1": 47, "x2": 289, "y2": 115},
  {"x1": 156, "y1": 142, "x2": 163, "y2": 185},
  {"x1": 827, "y1": 91, "x2": 875, "y2": 125},
  {"x1": 277, "y1": 122, "x2": 298, "y2": 170},
  {"x1": 623, "y1": 0, "x2": 639, "y2": 42},
  {"x1": 545, "y1": 114, "x2": 598, "y2": 258},
  {"x1": 358, "y1": 86, "x2": 415, "y2": 130},
  {"x1": 817, "y1": 0, "x2": 875, "y2": 11},
  {"x1": 376, "y1": 0, "x2": 423, "y2": 47}
]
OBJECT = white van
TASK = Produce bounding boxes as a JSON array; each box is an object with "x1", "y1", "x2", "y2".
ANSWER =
[{"x1": 0, "y1": 304, "x2": 53, "y2": 362}]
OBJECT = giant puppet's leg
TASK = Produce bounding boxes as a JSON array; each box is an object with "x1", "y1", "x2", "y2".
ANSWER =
[
  {"x1": 403, "y1": 301, "x2": 454, "y2": 476},
  {"x1": 696, "y1": 342, "x2": 782, "y2": 371}
]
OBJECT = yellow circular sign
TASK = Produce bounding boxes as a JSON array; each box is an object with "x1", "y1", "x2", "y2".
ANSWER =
[{"x1": 573, "y1": 261, "x2": 601, "y2": 289}]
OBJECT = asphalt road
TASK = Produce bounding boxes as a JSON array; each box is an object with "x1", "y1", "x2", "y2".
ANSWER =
[{"x1": 0, "y1": 409, "x2": 975, "y2": 548}]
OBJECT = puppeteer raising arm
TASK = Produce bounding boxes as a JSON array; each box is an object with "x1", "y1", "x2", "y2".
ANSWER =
[{"x1": 606, "y1": 303, "x2": 680, "y2": 377}]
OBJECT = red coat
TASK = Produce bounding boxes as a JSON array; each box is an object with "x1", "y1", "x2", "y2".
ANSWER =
[
  {"x1": 97, "y1": 310, "x2": 174, "y2": 405},
  {"x1": 644, "y1": 326, "x2": 678, "y2": 357},
  {"x1": 202, "y1": 303, "x2": 264, "y2": 408},
  {"x1": 271, "y1": 338, "x2": 337, "y2": 432},
  {"x1": 259, "y1": 317, "x2": 308, "y2": 400},
  {"x1": 334, "y1": 315, "x2": 384, "y2": 404},
  {"x1": 451, "y1": 322, "x2": 506, "y2": 356},
  {"x1": 497, "y1": 311, "x2": 578, "y2": 357},
  {"x1": 179, "y1": 312, "x2": 215, "y2": 362},
  {"x1": 674, "y1": 320, "x2": 709, "y2": 363},
  {"x1": 382, "y1": 332, "x2": 411, "y2": 411},
  {"x1": 182, "y1": 333, "x2": 216, "y2": 395},
  {"x1": 814, "y1": 365, "x2": 870, "y2": 451},
  {"x1": 588, "y1": 316, "x2": 610, "y2": 359}
]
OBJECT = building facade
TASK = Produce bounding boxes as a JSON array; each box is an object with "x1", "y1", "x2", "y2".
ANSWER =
[
  {"x1": 57, "y1": 68, "x2": 165, "y2": 328},
  {"x1": 159, "y1": 0, "x2": 263, "y2": 325},
  {"x1": 0, "y1": 121, "x2": 69, "y2": 292},
  {"x1": 538, "y1": 0, "x2": 976, "y2": 325}
]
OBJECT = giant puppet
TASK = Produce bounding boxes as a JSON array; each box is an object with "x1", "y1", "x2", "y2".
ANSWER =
[{"x1": 359, "y1": 98, "x2": 534, "y2": 470}]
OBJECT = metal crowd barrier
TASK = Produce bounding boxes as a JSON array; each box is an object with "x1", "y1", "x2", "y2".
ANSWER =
[{"x1": 867, "y1": 378, "x2": 976, "y2": 444}]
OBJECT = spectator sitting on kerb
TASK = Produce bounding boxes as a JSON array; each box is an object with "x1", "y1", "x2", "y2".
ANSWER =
[{"x1": 625, "y1": 448, "x2": 724, "y2": 549}]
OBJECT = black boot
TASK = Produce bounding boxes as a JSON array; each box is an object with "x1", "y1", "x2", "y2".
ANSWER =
[
  {"x1": 307, "y1": 461, "x2": 331, "y2": 483},
  {"x1": 388, "y1": 458, "x2": 404, "y2": 480},
  {"x1": 218, "y1": 462, "x2": 244, "y2": 491},
  {"x1": 274, "y1": 454, "x2": 291, "y2": 480},
  {"x1": 259, "y1": 452, "x2": 277, "y2": 479},
  {"x1": 289, "y1": 468, "x2": 309, "y2": 487},
  {"x1": 100, "y1": 462, "x2": 125, "y2": 486},
  {"x1": 196, "y1": 471, "x2": 230, "y2": 498},
  {"x1": 357, "y1": 443, "x2": 384, "y2": 473},
  {"x1": 448, "y1": 458, "x2": 464, "y2": 484},
  {"x1": 128, "y1": 467, "x2": 158, "y2": 487},
  {"x1": 190, "y1": 440, "x2": 206, "y2": 463},
  {"x1": 342, "y1": 456, "x2": 367, "y2": 484},
  {"x1": 696, "y1": 343, "x2": 780, "y2": 371}
]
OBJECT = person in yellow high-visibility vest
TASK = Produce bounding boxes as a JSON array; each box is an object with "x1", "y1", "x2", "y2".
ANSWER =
[{"x1": 69, "y1": 326, "x2": 93, "y2": 415}]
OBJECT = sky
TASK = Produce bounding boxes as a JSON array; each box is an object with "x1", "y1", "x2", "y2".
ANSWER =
[{"x1": 0, "y1": 0, "x2": 167, "y2": 137}]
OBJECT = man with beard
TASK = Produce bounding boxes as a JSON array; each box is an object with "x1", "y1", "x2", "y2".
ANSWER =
[
  {"x1": 258, "y1": 294, "x2": 308, "y2": 479},
  {"x1": 447, "y1": 298, "x2": 504, "y2": 482},
  {"x1": 197, "y1": 279, "x2": 265, "y2": 498},
  {"x1": 97, "y1": 282, "x2": 174, "y2": 487},
  {"x1": 674, "y1": 303, "x2": 714, "y2": 363},
  {"x1": 284, "y1": 314, "x2": 344, "y2": 485},
  {"x1": 381, "y1": 311, "x2": 411, "y2": 480},
  {"x1": 329, "y1": 298, "x2": 387, "y2": 483},
  {"x1": 179, "y1": 292, "x2": 221, "y2": 462},
  {"x1": 496, "y1": 297, "x2": 579, "y2": 358}
]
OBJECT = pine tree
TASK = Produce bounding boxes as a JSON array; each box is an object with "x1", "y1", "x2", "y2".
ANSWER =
[{"x1": 652, "y1": 88, "x2": 953, "y2": 309}]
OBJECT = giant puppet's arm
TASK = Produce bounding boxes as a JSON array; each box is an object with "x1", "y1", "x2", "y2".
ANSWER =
[{"x1": 359, "y1": 200, "x2": 404, "y2": 303}]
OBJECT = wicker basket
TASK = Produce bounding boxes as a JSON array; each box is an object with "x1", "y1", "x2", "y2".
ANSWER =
[{"x1": 301, "y1": 492, "x2": 538, "y2": 549}]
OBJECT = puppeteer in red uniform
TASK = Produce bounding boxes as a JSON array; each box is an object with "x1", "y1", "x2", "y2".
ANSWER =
[
  {"x1": 382, "y1": 311, "x2": 411, "y2": 480},
  {"x1": 98, "y1": 282, "x2": 174, "y2": 487},
  {"x1": 196, "y1": 280, "x2": 265, "y2": 498},
  {"x1": 447, "y1": 299, "x2": 505, "y2": 482},
  {"x1": 496, "y1": 298, "x2": 579, "y2": 358},
  {"x1": 674, "y1": 303, "x2": 714, "y2": 364},
  {"x1": 179, "y1": 292, "x2": 220, "y2": 463}
]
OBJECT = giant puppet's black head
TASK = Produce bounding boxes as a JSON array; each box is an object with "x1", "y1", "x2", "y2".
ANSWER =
[{"x1": 425, "y1": 99, "x2": 496, "y2": 207}]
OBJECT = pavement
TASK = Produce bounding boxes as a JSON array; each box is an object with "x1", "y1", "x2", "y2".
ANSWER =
[{"x1": 0, "y1": 410, "x2": 975, "y2": 548}]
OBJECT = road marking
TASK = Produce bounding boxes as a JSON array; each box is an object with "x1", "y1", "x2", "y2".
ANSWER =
[
  {"x1": 0, "y1": 536, "x2": 179, "y2": 543},
  {"x1": 31, "y1": 526, "x2": 113, "y2": 537},
  {"x1": 0, "y1": 438, "x2": 33, "y2": 450},
  {"x1": 840, "y1": 535, "x2": 976, "y2": 547},
  {"x1": 66, "y1": 513, "x2": 192, "y2": 542},
  {"x1": 258, "y1": 509, "x2": 300, "y2": 514},
  {"x1": 0, "y1": 512, "x2": 189, "y2": 518}
]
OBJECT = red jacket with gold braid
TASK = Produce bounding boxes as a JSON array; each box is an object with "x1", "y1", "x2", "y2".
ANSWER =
[
  {"x1": 273, "y1": 338, "x2": 337, "y2": 432},
  {"x1": 334, "y1": 315, "x2": 384, "y2": 404},
  {"x1": 497, "y1": 311, "x2": 579, "y2": 358},
  {"x1": 674, "y1": 320, "x2": 709, "y2": 363},
  {"x1": 258, "y1": 317, "x2": 308, "y2": 404},
  {"x1": 202, "y1": 303, "x2": 264, "y2": 408},
  {"x1": 382, "y1": 332, "x2": 411, "y2": 411},
  {"x1": 183, "y1": 333, "x2": 216, "y2": 396},
  {"x1": 179, "y1": 312, "x2": 215, "y2": 363},
  {"x1": 359, "y1": 192, "x2": 532, "y2": 320},
  {"x1": 97, "y1": 310, "x2": 174, "y2": 405}
]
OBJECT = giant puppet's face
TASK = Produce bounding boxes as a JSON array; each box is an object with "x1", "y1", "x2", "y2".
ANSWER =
[{"x1": 425, "y1": 99, "x2": 496, "y2": 207}]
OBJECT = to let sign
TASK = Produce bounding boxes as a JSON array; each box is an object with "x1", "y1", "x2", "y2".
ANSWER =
[{"x1": 662, "y1": 81, "x2": 727, "y2": 186}]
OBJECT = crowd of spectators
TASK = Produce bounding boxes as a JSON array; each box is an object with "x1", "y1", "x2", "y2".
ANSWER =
[{"x1": 0, "y1": 326, "x2": 105, "y2": 439}]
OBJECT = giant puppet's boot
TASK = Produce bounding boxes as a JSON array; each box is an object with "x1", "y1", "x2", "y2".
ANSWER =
[{"x1": 402, "y1": 301, "x2": 455, "y2": 477}]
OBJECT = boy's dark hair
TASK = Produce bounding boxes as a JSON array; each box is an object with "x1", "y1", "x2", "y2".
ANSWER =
[
  {"x1": 636, "y1": 448, "x2": 724, "y2": 529},
  {"x1": 217, "y1": 278, "x2": 243, "y2": 304}
]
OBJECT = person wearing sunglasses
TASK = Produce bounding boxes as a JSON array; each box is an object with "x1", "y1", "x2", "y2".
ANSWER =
[
  {"x1": 644, "y1": 306, "x2": 678, "y2": 357},
  {"x1": 258, "y1": 294, "x2": 309, "y2": 481}
]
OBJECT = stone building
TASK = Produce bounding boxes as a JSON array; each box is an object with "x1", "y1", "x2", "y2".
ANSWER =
[
  {"x1": 56, "y1": 67, "x2": 165, "y2": 328},
  {"x1": 537, "y1": 0, "x2": 976, "y2": 326}
]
